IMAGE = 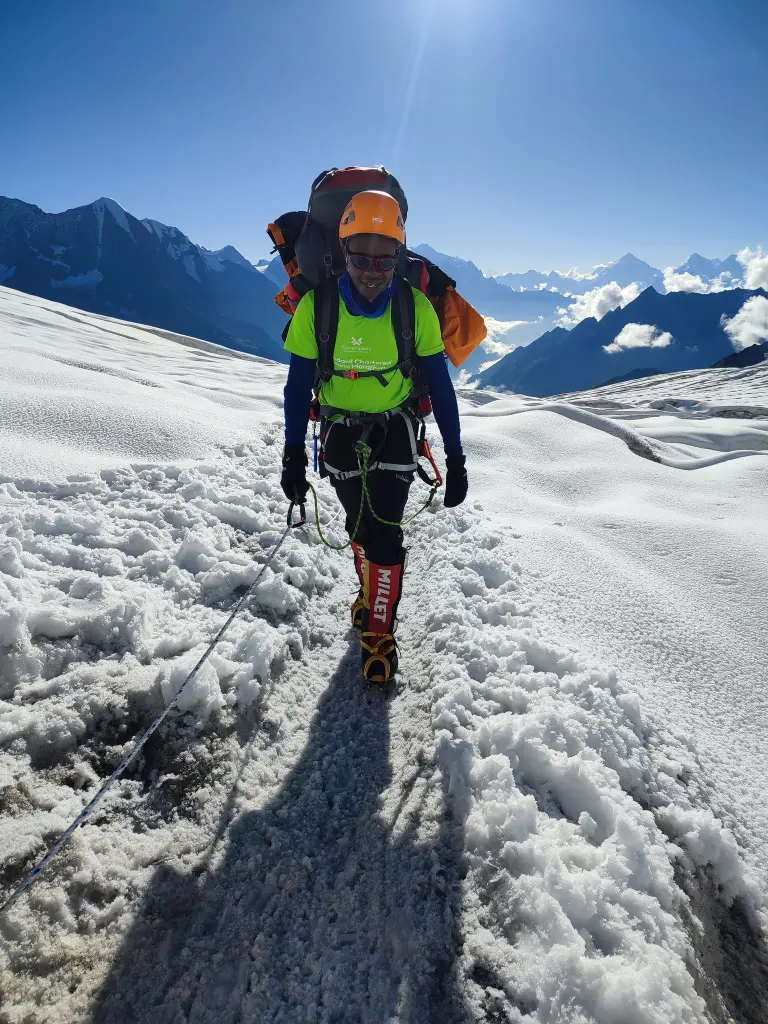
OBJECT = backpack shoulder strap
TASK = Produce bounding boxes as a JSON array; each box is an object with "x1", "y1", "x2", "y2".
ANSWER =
[
  {"x1": 314, "y1": 277, "x2": 340, "y2": 381},
  {"x1": 391, "y1": 278, "x2": 416, "y2": 379}
]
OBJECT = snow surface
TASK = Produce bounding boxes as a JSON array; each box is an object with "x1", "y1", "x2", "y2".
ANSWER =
[
  {"x1": 0, "y1": 287, "x2": 283, "y2": 479},
  {"x1": 1, "y1": 284, "x2": 767, "y2": 1023}
]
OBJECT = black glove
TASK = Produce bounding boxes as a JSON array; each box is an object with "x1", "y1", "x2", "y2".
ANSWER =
[
  {"x1": 281, "y1": 444, "x2": 309, "y2": 502},
  {"x1": 444, "y1": 454, "x2": 468, "y2": 508}
]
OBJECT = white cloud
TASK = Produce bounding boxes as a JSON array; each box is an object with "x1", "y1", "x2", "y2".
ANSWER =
[
  {"x1": 560, "y1": 266, "x2": 597, "y2": 282},
  {"x1": 711, "y1": 273, "x2": 737, "y2": 292},
  {"x1": 721, "y1": 295, "x2": 768, "y2": 352},
  {"x1": 603, "y1": 323, "x2": 674, "y2": 354},
  {"x1": 557, "y1": 281, "x2": 643, "y2": 327},
  {"x1": 482, "y1": 337, "x2": 518, "y2": 357},
  {"x1": 663, "y1": 268, "x2": 734, "y2": 294},
  {"x1": 663, "y1": 269, "x2": 708, "y2": 293},
  {"x1": 482, "y1": 317, "x2": 528, "y2": 356},
  {"x1": 737, "y1": 247, "x2": 768, "y2": 290}
]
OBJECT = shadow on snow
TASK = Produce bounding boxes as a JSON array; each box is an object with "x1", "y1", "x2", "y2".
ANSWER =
[{"x1": 91, "y1": 647, "x2": 471, "y2": 1024}]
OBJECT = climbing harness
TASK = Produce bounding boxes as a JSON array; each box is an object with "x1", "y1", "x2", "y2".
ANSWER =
[
  {"x1": 309, "y1": 428, "x2": 442, "y2": 551},
  {"x1": 0, "y1": 504, "x2": 306, "y2": 917}
]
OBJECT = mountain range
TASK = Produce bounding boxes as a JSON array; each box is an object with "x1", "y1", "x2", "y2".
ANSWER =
[
  {"x1": 713, "y1": 341, "x2": 768, "y2": 369},
  {"x1": 672, "y1": 252, "x2": 744, "y2": 283},
  {"x1": 0, "y1": 196, "x2": 287, "y2": 360},
  {"x1": 493, "y1": 253, "x2": 665, "y2": 295},
  {"x1": 1, "y1": 193, "x2": 764, "y2": 398},
  {"x1": 477, "y1": 286, "x2": 767, "y2": 396},
  {"x1": 491, "y1": 251, "x2": 750, "y2": 295}
]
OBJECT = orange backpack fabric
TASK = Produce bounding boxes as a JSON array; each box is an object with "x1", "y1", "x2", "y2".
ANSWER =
[
  {"x1": 433, "y1": 287, "x2": 487, "y2": 368},
  {"x1": 274, "y1": 279, "x2": 302, "y2": 317}
]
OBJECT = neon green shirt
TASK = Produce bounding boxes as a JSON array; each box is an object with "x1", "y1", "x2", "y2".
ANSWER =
[{"x1": 284, "y1": 283, "x2": 445, "y2": 413}]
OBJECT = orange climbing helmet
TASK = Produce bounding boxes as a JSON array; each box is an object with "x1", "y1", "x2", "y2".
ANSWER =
[{"x1": 338, "y1": 190, "x2": 406, "y2": 245}]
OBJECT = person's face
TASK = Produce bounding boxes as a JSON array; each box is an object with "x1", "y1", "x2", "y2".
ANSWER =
[{"x1": 344, "y1": 233, "x2": 398, "y2": 301}]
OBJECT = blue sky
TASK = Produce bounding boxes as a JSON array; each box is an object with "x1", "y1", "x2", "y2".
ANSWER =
[{"x1": 2, "y1": 0, "x2": 766, "y2": 273}]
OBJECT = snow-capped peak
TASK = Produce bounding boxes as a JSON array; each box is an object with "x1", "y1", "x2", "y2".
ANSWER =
[
  {"x1": 140, "y1": 218, "x2": 202, "y2": 281},
  {"x1": 141, "y1": 218, "x2": 187, "y2": 244},
  {"x1": 198, "y1": 245, "x2": 258, "y2": 275},
  {"x1": 92, "y1": 197, "x2": 132, "y2": 236},
  {"x1": 212, "y1": 245, "x2": 255, "y2": 271}
]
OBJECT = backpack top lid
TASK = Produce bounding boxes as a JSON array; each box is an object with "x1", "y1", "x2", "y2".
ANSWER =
[
  {"x1": 293, "y1": 166, "x2": 410, "y2": 290},
  {"x1": 307, "y1": 166, "x2": 409, "y2": 230}
]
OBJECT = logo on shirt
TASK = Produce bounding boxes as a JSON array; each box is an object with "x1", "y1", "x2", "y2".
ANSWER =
[{"x1": 350, "y1": 336, "x2": 364, "y2": 346}]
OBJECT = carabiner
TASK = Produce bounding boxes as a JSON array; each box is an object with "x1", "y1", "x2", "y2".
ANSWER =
[
  {"x1": 287, "y1": 501, "x2": 307, "y2": 529},
  {"x1": 417, "y1": 437, "x2": 444, "y2": 488}
]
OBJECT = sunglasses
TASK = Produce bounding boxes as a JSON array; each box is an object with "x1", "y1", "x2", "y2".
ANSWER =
[{"x1": 345, "y1": 250, "x2": 399, "y2": 272}]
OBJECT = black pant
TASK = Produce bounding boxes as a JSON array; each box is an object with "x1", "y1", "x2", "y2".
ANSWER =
[
  {"x1": 332, "y1": 471, "x2": 411, "y2": 564},
  {"x1": 323, "y1": 412, "x2": 416, "y2": 565}
]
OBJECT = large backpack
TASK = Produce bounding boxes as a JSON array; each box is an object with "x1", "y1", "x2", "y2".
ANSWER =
[
  {"x1": 268, "y1": 167, "x2": 409, "y2": 302},
  {"x1": 266, "y1": 166, "x2": 487, "y2": 377}
]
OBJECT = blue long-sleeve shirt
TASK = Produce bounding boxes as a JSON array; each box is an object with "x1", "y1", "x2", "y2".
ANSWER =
[
  {"x1": 283, "y1": 354, "x2": 316, "y2": 446},
  {"x1": 283, "y1": 350, "x2": 463, "y2": 457},
  {"x1": 420, "y1": 352, "x2": 463, "y2": 458}
]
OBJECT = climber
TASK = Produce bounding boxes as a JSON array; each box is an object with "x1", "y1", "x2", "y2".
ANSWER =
[{"x1": 280, "y1": 190, "x2": 467, "y2": 684}]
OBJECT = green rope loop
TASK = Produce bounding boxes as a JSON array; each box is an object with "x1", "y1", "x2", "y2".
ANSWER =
[
  {"x1": 307, "y1": 480, "x2": 363, "y2": 551},
  {"x1": 355, "y1": 440, "x2": 439, "y2": 528},
  {"x1": 307, "y1": 439, "x2": 440, "y2": 552}
]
